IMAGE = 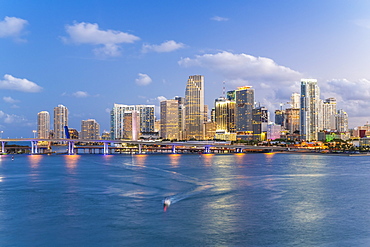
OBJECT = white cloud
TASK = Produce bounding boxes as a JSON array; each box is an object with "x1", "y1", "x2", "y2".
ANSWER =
[
  {"x1": 135, "y1": 73, "x2": 152, "y2": 86},
  {"x1": 72, "y1": 91, "x2": 89, "y2": 98},
  {"x1": 157, "y1": 96, "x2": 167, "y2": 102},
  {"x1": 0, "y1": 110, "x2": 25, "y2": 124},
  {"x1": 0, "y1": 16, "x2": 28, "y2": 40},
  {"x1": 210, "y1": 16, "x2": 229, "y2": 22},
  {"x1": 63, "y1": 21, "x2": 140, "y2": 57},
  {"x1": 3, "y1": 96, "x2": 19, "y2": 104},
  {"x1": 0, "y1": 74, "x2": 42, "y2": 92},
  {"x1": 142, "y1": 40, "x2": 185, "y2": 53}
]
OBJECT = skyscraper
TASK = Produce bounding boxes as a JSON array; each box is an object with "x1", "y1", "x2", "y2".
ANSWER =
[
  {"x1": 235, "y1": 86, "x2": 254, "y2": 133},
  {"x1": 184, "y1": 75, "x2": 204, "y2": 140},
  {"x1": 214, "y1": 97, "x2": 236, "y2": 140},
  {"x1": 135, "y1": 105, "x2": 155, "y2": 134},
  {"x1": 37, "y1": 111, "x2": 50, "y2": 139},
  {"x1": 174, "y1": 96, "x2": 185, "y2": 140},
  {"x1": 81, "y1": 119, "x2": 100, "y2": 140},
  {"x1": 300, "y1": 79, "x2": 320, "y2": 141},
  {"x1": 335, "y1": 109, "x2": 348, "y2": 132},
  {"x1": 54, "y1": 105, "x2": 68, "y2": 139},
  {"x1": 160, "y1": 99, "x2": 179, "y2": 140},
  {"x1": 322, "y1": 98, "x2": 337, "y2": 130},
  {"x1": 252, "y1": 106, "x2": 268, "y2": 141}
]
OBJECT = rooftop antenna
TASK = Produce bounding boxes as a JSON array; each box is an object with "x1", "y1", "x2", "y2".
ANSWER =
[{"x1": 222, "y1": 81, "x2": 226, "y2": 98}]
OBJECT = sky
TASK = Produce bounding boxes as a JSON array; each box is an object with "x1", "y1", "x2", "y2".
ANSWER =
[{"x1": 1, "y1": 0, "x2": 370, "y2": 138}]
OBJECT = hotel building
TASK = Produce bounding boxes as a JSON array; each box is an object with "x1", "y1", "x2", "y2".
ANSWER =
[
  {"x1": 37, "y1": 111, "x2": 50, "y2": 139},
  {"x1": 300, "y1": 79, "x2": 320, "y2": 141},
  {"x1": 54, "y1": 105, "x2": 68, "y2": 139}
]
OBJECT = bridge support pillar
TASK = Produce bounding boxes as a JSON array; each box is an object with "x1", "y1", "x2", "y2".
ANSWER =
[
  {"x1": 204, "y1": 146, "x2": 210, "y2": 154},
  {"x1": 103, "y1": 142, "x2": 109, "y2": 155},
  {"x1": 68, "y1": 141, "x2": 74, "y2": 155},
  {"x1": 1, "y1": 141, "x2": 5, "y2": 154},
  {"x1": 138, "y1": 144, "x2": 142, "y2": 154},
  {"x1": 172, "y1": 145, "x2": 176, "y2": 154},
  {"x1": 31, "y1": 141, "x2": 38, "y2": 154}
]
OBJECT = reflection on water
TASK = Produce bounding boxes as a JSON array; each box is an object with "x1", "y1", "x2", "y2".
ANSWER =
[
  {"x1": 202, "y1": 153, "x2": 214, "y2": 166},
  {"x1": 169, "y1": 154, "x2": 181, "y2": 167},
  {"x1": 133, "y1": 154, "x2": 147, "y2": 167},
  {"x1": 28, "y1": 154, "x2": 43, "y2": 169},
  {"x1": 64, "y1": 155, "x2": 80, "y2": 173}
]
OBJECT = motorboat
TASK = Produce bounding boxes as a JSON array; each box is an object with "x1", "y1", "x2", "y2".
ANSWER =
[{"x1": 163, "y1": 198, "x2": 171, "y2": 207}]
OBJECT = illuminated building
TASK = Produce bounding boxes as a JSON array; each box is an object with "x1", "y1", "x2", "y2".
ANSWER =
[
  {"x1": 274, "y1": 109, "x2": 285, "y2": 127},
  {"x1": 285, "y1": 108, "x2": 300, "y2": 134},
  {"x1": 235, "y1": 86, "x2": 254, "y2": 133},
  {"x1": 160, "y1": 99, "x2": 179, "y2": 140},
  {"x1": 101, "y1": 131, "x2": 110, "y2": 140},
  {"x1": 204, "y1": 121, "x2": 217, "y2": 140},
  {"x1": 81, "y1": 119, "x2": 100, "y2": 140},
  {"x1": 37, "y1": 111, "x2": 50, "y2": 139},
  {"x1": 290, "y1": 92, "x2": 300, "y2": 108},
  {"x1": 175, "y1": 96, "x2": 185, "y2": 139},
  {"x1": 123, "y1": 111, "x2": 140, "y2": 141},
  {"x1": 68, "y1": 128, "x2": 79, "y2": 139},
  {"x1": 267, "y1": 123, "x2": 282, "y2": 140},
  {"x1": 322, "y1": 98, "x2": 337, "y2": 130},
  {"x1": 252, "y1": 106, "x2": 268, "y2": 141},
  {"x1": 184, "y1": 75, "x2": 205, "y2": 140},
  {"x1": 300, "y1": 79, "x2": 320, "y2": 141},
  {"x1": 214, "y1": 97, "x2": 236, "y2": 140},
  {"x1": 53, "y1": 104, "x2": 68, "y2": 139},
  {"x1": 110, "y1": 104, "x2": 154, "y2": 139}
]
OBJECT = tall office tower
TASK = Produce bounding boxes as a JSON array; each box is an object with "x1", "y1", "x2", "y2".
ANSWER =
[
  {"x1": 110, "y1": 104, "x2": 135, "y2": 139},
  {"x1": 184, "y1": 75, "x2": 204, "y2": 140},
  {"x1": 285, "y1": 108, "x2": 300, "y2": 134},
  {"x1": 300, "y1": 79, "x2": 320, "y2": 141},
  {"x1": 37, "y1": 111, "x2": 50, "y2": 139},
  {"x1": 322, "y1": 98, "x2": 337, "y2": 130},
  {"x1": 290, "y1": 92, "x2": 300, "y2": 108},
  {"x1": 235, "y1": 86, "x2": 254, "y2": 133},
  {"x1": 215, "y1": 97, "x2": 236, "y2": 134},
  {"x1": 81, "y1": 119, "x2": 100, "y2": 140},
  {"x1": 123, "y1": 111, "x2": 140, "y2": 140},
  {"x1": 274, "y1": 109, "x2": 285, "y2": 127},
  {"x1": 54, "y1": 104, "x2": 68, "y2": 139},
  {"x1": 135, "y1": 105, "x2": 155, "y2": 134},
  {"x1": 160, "y1": 99, "x2": 179, "y2": 140},
  {"x1": 335, "y1": 109, "x2": 348, "y2": 132},
  {"x1": 175, "y1": 96, "x2": 185, "y2": 140},
  {"x1": 204, "y1": 105, "x2": 209, "y2": 123},
  {"x1": 252, "y1": 106, "x2": 268, "y2": 141}
]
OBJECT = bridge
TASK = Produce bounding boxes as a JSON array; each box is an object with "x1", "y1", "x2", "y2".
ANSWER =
[{"x1": 0, "y1": 138, "x2": 290, "y2": 155}]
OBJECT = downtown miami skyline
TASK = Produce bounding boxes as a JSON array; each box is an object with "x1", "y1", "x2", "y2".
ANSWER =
[{"x1": 2, "y1": 1, "x2": 370, "y2": 137}]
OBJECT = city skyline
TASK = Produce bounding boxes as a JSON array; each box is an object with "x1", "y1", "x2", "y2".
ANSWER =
[{"x1": 2, "y1": 1, "x2": 370, "y2": 137}]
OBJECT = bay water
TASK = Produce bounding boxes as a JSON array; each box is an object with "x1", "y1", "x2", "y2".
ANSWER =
[{"x1": 1, "y1": 153, "x2": 370, "y2": 246}]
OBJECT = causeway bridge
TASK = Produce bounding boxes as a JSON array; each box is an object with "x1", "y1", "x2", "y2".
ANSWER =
[{"x1": 0, "y1": 138, "x2": 290, "y2": 155}]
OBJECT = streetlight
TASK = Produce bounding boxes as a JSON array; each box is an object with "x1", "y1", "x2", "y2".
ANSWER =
[{"x1": 33, "y1": 130, "x2": 37, "y2": 138}]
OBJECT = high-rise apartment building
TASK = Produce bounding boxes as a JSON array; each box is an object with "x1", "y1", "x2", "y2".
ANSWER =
[
  {"x1": 37, "y1": 111, "x2": 50, "y2": 139},
  {"x1": 285, "y1": 108, "x2": 300, "y2": 134},
  {"x1": 54, "y1": 105, "x2": 68, "y2": 139},
  {"x1": 322, "y1": 98, "x2": 337, "y2": 130},
  {"x1": 300, "y1": 79, "x2": 320, "y2": 141},
  {"x1": 184, "y1": 75, "x2": 204, "y2": 140},
  {"x1": 235, "y1": 86, "x2": 254, "y2": 133},
  {"x1": 81, "y1": 119, "x2": 100, "y2": 140},
  {"x1": 290, "y1": 92, "x2": 300, "y2": 108},
  {"x1": 123, "y1": 111, "x2": 140, "y2": 141},
  {"x1": 252, "y1": 106, "x2": 268, "y2": 141},
  {"x1": 175, "y1": 96, "x2": 185, "y2": 140},
  {"x1": 335, "y1": 109, "x2": 348, "y2": 133},
  {"x1": 160, "y1": 99, "x2": 179, "y2": 140},
  {"x1": 110, "y1": 104, "x2": 154, "y2": 139}
]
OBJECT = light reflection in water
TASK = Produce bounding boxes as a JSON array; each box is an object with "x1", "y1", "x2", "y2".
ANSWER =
[
  {"x1": 64, "y1": 155, "x2": 80, "y2": 173},
  {"x1": 28, "y1": 154, "x2": 43, "y2": 169},
  {"x1": 234, "y1": 153, "x2": 246, "y2": 165},
  {"x1": 169, "y1": 154, "x2": 180, "y2": 167},
  {"x1": 133, "y1": 154, "x2": 147, "y2": 167},
  {"x1": 202, "y1": 153, "x2": 214, "y2": 166}
]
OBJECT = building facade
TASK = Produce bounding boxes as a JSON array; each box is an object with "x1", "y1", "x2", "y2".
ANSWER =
[
  {"x1": 300, "y1": 79, "x2": 320, "y2": 141},
  {"x1": 37, "y1": 111, "x2": 50, "y2": 139},
  {"x1": 322, "y1": 97, "x2": 337, "y2": 130},
  {"x1": 184, "y1": 75, "x2": 205, "y2": 140},
  {"x1": 160, "y1": 99, "x2": 179, "y2": 140},
  {"x1": 235, "y1": 86, "x2": 254, "y2": 133},
  {"x1": 53, "y1": 105, "x2": 68, "y2": 139},
  {"x1": 214, "y1": 97, "x2": 236, "y2": 140},
  {"x1": 81, "y1": 119, "x2": 100, "y2": 140}
]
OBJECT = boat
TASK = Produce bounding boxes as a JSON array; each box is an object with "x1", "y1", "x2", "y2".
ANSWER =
[{"x1": 163, "y1": 198, "x2": 171, "y2": 207}]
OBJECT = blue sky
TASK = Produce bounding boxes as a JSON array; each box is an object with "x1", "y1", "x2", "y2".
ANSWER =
[{"x1": 1, "y1": 0, "x2": 370, "y2": 138}]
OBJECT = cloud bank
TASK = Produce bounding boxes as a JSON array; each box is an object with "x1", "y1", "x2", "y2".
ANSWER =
[
  {"x1": 0, "y1": 16, "x2": 28, "y2": 40},
  {"x1": 0, "y1": 74, "x2": 42, "y2": 92},
  {"x1": 72, "y1": 91, "x2": 89, "y2": 98},
  {"x1": 64, "y1": 21, "x2": 140, "y2": 57},
  {"x1": 142, "y1": 40, "x2": 185, "y2": 53},
  {"x1": 135, "y1": 73, "x2": 152, "y2": 86}
]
